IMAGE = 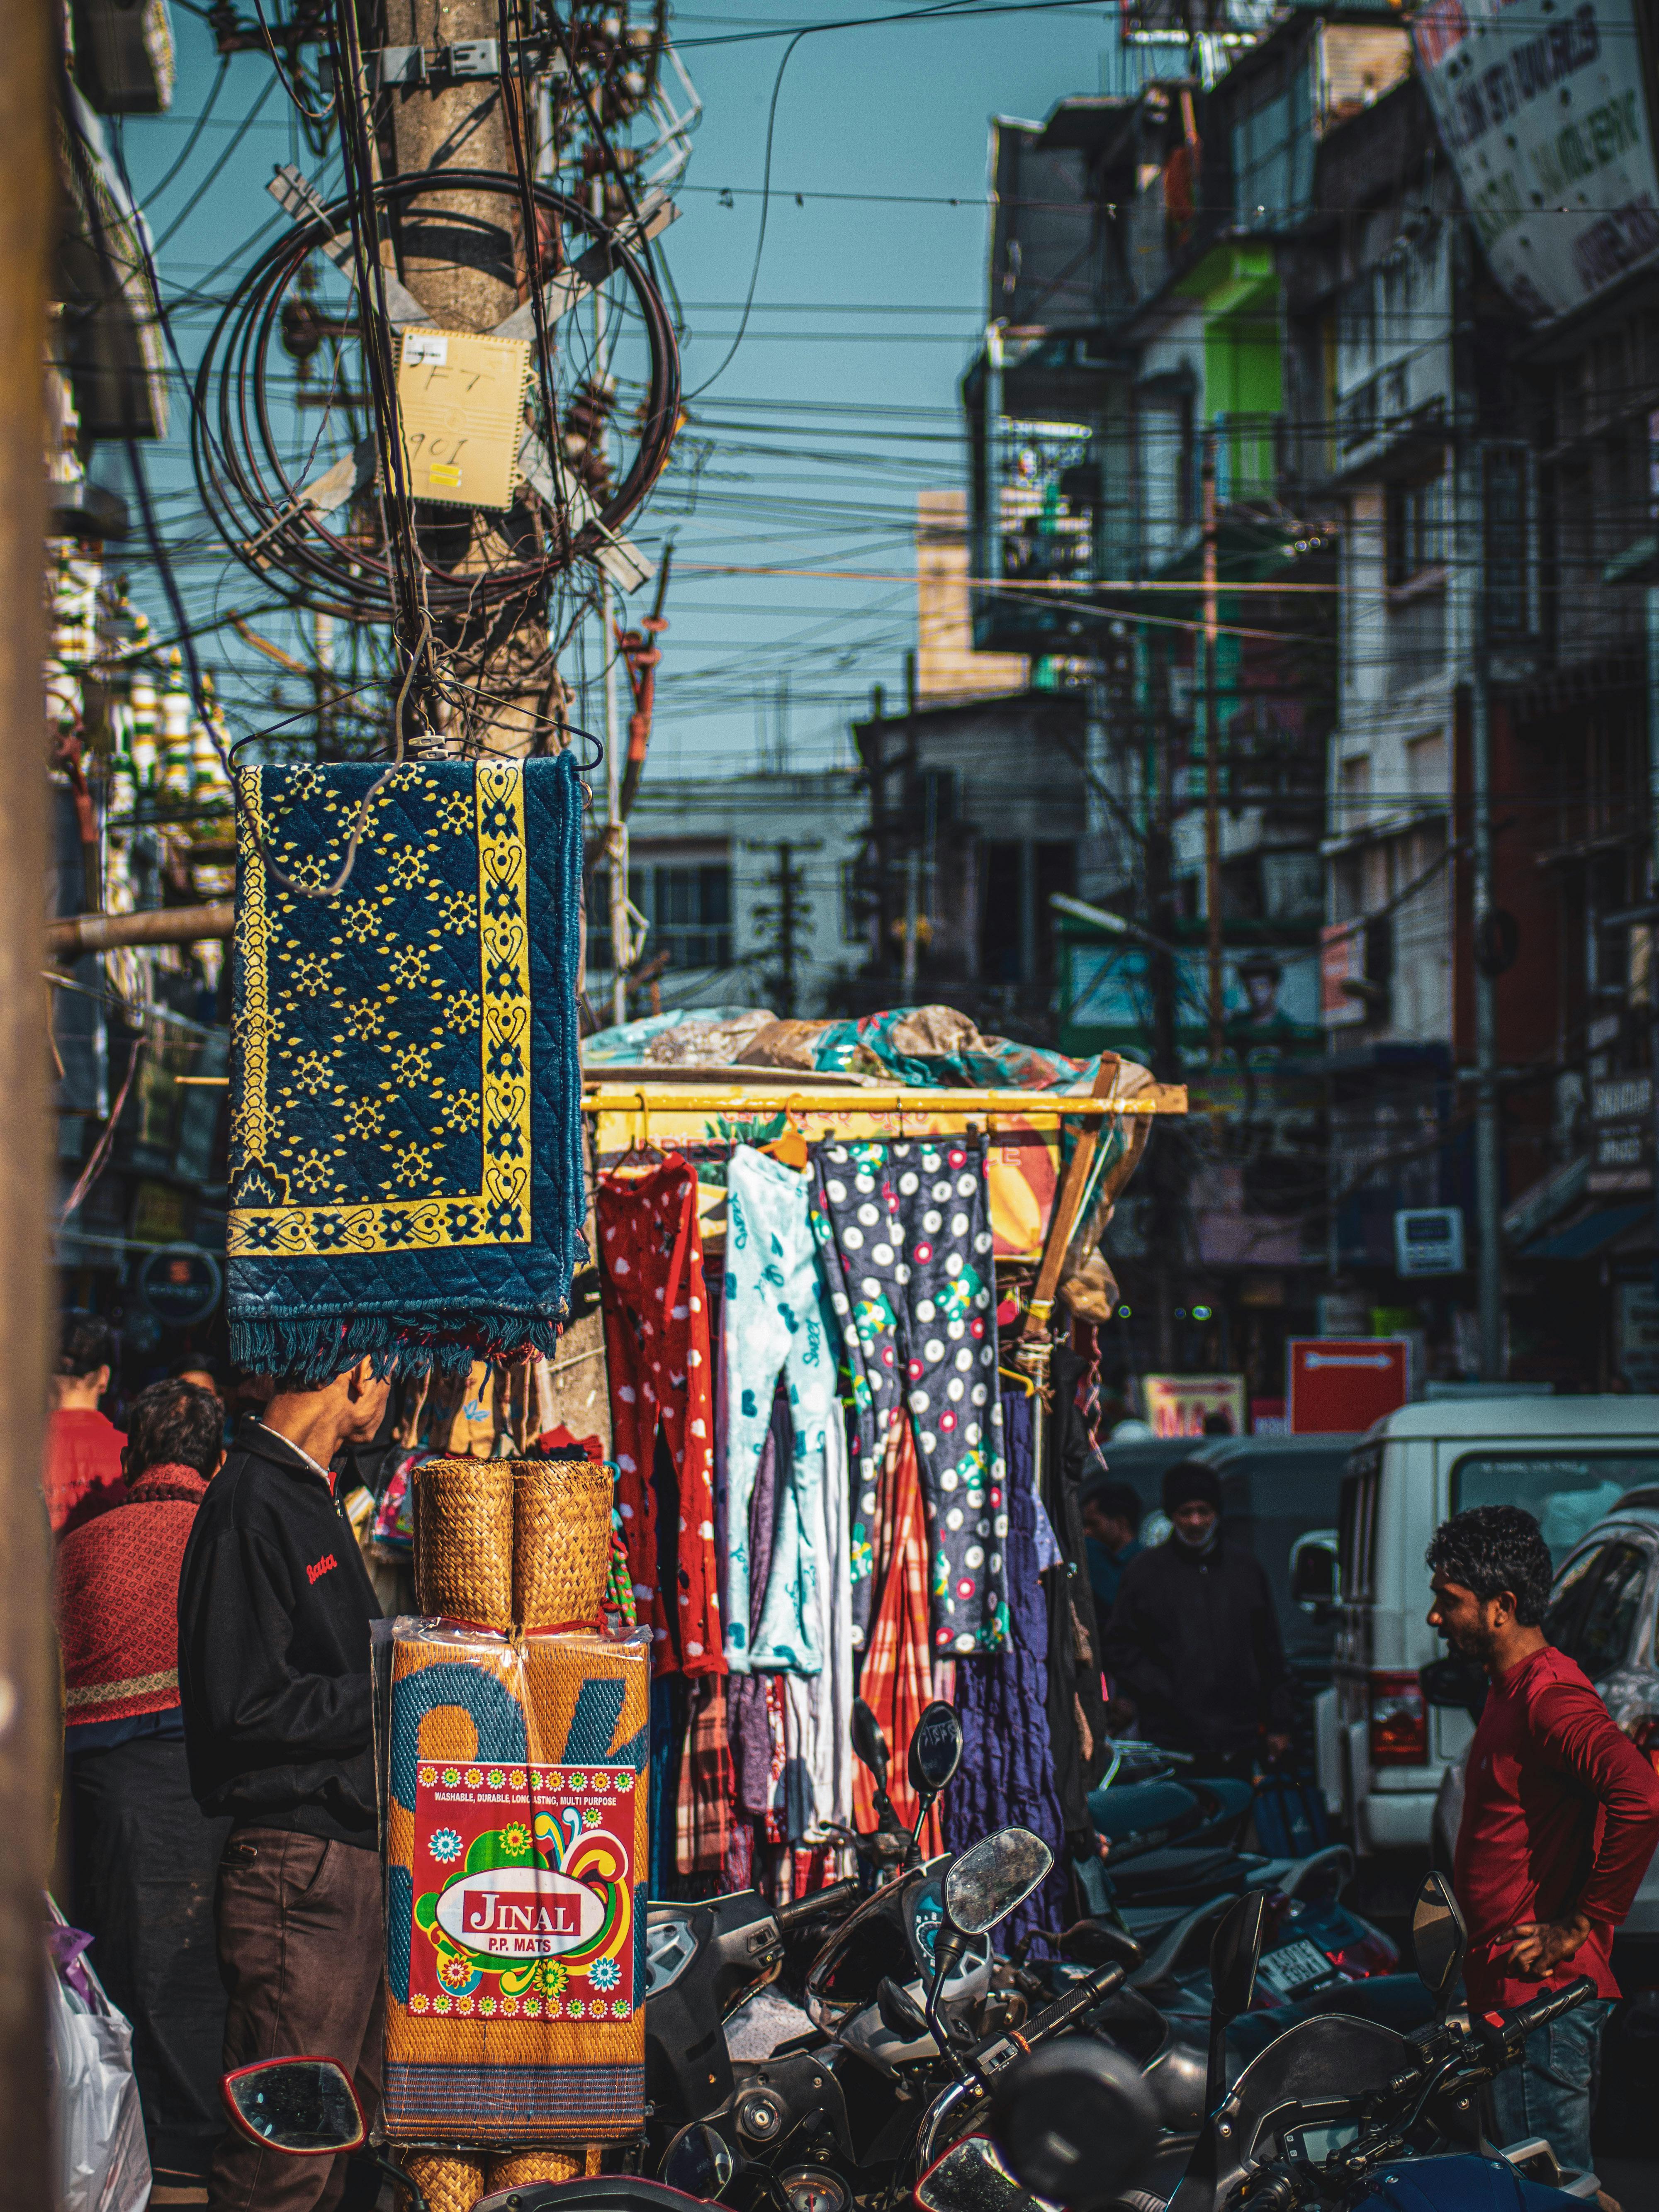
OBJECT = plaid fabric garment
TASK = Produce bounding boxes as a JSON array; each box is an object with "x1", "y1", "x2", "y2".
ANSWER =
[
  {"x1": 676, "y1": 1675, "x2": 735, "y2": 1876},
  {"x1": 853, "y1": 1412, "x2": 943, "y2": 1858}
]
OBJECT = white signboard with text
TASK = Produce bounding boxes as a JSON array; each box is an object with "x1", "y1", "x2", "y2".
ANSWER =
[{"x1": 1413, "y1": 0, "x2": 1659, "y2": 321}]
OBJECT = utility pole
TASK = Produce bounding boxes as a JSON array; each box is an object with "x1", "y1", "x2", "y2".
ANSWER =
[
  {"x1": 0, "y1": 0, "x2": 55, "y2": 2183},
  {"x1": 1202, "y1": 430, "x2": 1224, "y2": 1065},
  {"x1": 1471, "y1": 586, "x2": 1503, "y2": 1379},
  {"x1": 902, "y1": 851, "x2": 921, "y2": 1001},
  {"x1": 747, "y1": 837, "x2": 820, "y2": 1017}
]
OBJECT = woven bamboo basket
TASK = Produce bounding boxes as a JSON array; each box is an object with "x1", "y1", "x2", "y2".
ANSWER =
[
  {"x1": 512, "y1": 1458, "x2": 613, "y2": 1630},
  {"x1": 486, "y1": 2148, "x2": 592, "y2": 2188},
  {"x1": 414, "y1": 1459, "x2": 515, "y2": 1630},
  {"x1": 399, "y1": 2150, "x2": 485, "y2": 2212}
]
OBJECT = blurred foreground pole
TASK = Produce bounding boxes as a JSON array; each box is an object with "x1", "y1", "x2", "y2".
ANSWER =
[
  {"x1": 0, "y1": 0, "x2": 58, "y2": 2194},
  {"x1": 1471, "y1": 595, "x2": 1503, "y2": 1380}
]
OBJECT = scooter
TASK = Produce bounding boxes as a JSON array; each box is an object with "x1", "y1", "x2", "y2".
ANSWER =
[{"x1": 641, "y1": 1699, "x2": 967, "y2": 2145}]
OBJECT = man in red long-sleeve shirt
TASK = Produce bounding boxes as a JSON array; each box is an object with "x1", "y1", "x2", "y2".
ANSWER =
[{"x1": 1428, "y1": 1504, "x2": 1659, "y2": 2173}]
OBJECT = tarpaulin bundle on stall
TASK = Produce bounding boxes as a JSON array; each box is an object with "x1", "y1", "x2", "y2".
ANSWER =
[
  {"x1": 226, "y1": 756, "x2": 585, "y2": 1382},
  {"x1": 375, "y1": 1620, "x2": 649, "y2": 2145}
]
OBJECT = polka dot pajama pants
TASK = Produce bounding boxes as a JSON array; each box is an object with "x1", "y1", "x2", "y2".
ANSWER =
[
  {"x1": 810, "y1": 1135, "x2": 1007, "y2": 1655},
  {"x1": 596, "y1": 1155, "x2": 723, "y2": 1677}
]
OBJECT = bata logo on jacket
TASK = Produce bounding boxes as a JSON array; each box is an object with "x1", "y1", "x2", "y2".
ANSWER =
[{"x1": 306, "y1": 1552, "x2": 338, "y2": 1585}]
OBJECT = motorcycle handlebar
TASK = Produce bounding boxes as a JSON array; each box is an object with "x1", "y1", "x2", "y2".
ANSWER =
[
  {"x1": 1020, "y1": 1958, "x2": 1129, "y2": 2047},
  {"x1": 776, "y1": 1878, "x2": 861, "y2": 1931},
  {"x1": 1484, "y1": 1975, "x2": 1598, "y2": 2047}
]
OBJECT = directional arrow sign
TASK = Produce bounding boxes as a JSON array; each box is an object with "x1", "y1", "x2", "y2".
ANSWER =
[{"x1": 1287, "y1": 1338, "x2": 1410, "y2": 1434}]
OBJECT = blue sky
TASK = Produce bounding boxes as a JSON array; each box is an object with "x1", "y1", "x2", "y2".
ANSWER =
[{"x1": 110, "y1": 0, "x2": 1119, "y2": 779}]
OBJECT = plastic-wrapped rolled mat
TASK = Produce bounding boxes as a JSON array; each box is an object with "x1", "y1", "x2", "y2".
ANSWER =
[
  {"x1": 486, "y1": 2149, "x2": 584, "y2": 2188},
  {"x1": 513, "y1": 1458, "x2": 613, "y2": 1630},
  {"x1": 414, "y1": 1460, "x2": 514, "y2": 1629},
  {"x1": 381, "y1": 1623, "x2": 649, "y2": 2143},
  {"x1": 399, "y1": 2149, "x2": 486, "y2": 2212}
]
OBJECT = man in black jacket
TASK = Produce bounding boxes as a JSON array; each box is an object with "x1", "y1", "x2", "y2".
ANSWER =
[
  {"x1": 1102, "y1": 1459, "x2": 1294, "y2": 1775},
  {"x1": 177, "y1": 1356, "x2": 389, "y2": 2212}
]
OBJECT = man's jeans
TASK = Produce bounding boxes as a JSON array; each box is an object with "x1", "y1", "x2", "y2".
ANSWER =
[
  {"x1": 1486, "y1": 1996, "x2": 1613, "y2": 2178},
  {"x1": 209, "y1": 1829, "x2": 384, "y2": 2212}
]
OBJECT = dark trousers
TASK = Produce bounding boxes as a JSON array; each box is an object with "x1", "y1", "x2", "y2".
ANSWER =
[
  {"x1": 70, "y1": 1734, "x2": 233, "y2": 2182},
  {"x1": 210, "y1": 1828, "x2": 384, "y2": 2212}
]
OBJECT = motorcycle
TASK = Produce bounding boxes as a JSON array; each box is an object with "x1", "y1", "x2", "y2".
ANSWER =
[{"x1": 916, "y1": 1869, "x2": 1603, "y2": 2212}]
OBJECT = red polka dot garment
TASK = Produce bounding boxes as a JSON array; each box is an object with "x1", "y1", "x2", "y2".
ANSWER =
[{"x1": 596, "y1": 1154, "x2": 724, "y2": 1677}]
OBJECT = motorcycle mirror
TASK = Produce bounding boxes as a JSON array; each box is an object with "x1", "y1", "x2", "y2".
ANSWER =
[
  {"x1": 1202, "y1": 1889, "x2": 1267, "y2": 2123},
  {"x1": 220, "y1": 2058, "x2": 366, "y2": 2154},
  {"x1": 661, "y1": 2122, "x2": 737, "y2": 2199},
  {"x1": 1208, "y1": 1889, "x2": 1267, "y2": 2025},
  {"x1": 1411, "y1": 1869, "x2": 1468, "y2": 2017},
  {"x1": 851, "y1": 1697, "x2": 890, "y2": 1787},
  {"x1": 908, "y1": 1702, "x2": 965, "y2": 1799},
  {"x1": 943, "y1": 1825, "x2": 1054, "y2": 1937},
  {"x1": 876, "y1": 1974, "x2": 931, "y2": 2043},
  {"x1": 990, "y1": 2040, "x2": 1160, "y2": 2212},
  {"x1": 917, "y1": 2133, "x2": 1060, "y2": 2212}
]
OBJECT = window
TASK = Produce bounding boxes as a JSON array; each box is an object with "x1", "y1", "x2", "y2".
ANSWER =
[
  {"x1": 590, "y1": 859, "x2": 732, "y2": 973},
  {"x1": 1574, "y1": 1542, "x2": 1649, "y2": 1681},
  {"x1": 1485, "y1": 449, "x2": 1528, "y2": 638},
  {"x1": 1385, "y1": 472, "x2": 1448, "y2": 586},
  {"x1": 1452, "y1": 1455, "x2": 1659, "y2": 1567},
  {"x1": 1546, "y1": 1540, "x2": 1650, "y2": 1682}
]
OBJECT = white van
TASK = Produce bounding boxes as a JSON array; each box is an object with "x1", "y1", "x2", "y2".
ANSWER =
[{"x1": 1317, "y1": 1396, "x2": 1659, "y2": 1855}]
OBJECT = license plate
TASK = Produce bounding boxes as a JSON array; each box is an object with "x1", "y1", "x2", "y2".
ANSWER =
[{"x1": 1257, "y1": 1937, "x2": 1338, "y2": 2001}]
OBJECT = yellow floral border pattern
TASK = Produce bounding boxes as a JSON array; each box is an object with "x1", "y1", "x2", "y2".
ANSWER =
[{"x1": 228, "y1": 761, "x2": 533, "y2": 1256}]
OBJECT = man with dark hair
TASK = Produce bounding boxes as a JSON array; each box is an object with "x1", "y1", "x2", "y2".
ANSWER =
[
  {"x1": 46, "y1": 1312, "x2": 126, "y2": 1533},
  {"x1": 1080, "y1": 1475, "x2": 1144, "y2": 1629},
  {"x1": 178, "y1": 1355, "x2": 389, "y2": 2212},
  {"x1": 1102, "y1": 1459, "x2": 1293, "y2": 1771},
  {"x1": 54, "y1": 1378, "x2": 229, "y2": 2185},
  {"x1": 1429, "y1": 1503, "x2": 1659, "y2": 2172}
]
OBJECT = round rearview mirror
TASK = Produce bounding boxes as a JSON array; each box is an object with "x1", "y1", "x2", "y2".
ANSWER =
[
  {"x1": 851, "y1": 1697, "x2": 890, "y2": 1787},
  {"x1": 990, "y1": 2040, "x2": 1159, "y2": 2212},
  {"x1": 221, "y1": 2059, "x2": 366, "y2": 2154},
  {"x1": 908, "y1": 1702, "x2": 965, "y2": 1798},
  {"x1": 1411, "y1": 1869, "x2": 1468, "y2": 2015},
  {"x1": 662, "y1": 2122, "x2": 737, "y2": 2199},
  {"x1": 943, "y1": 1825, "x2": 1053, "y2": 1937}
]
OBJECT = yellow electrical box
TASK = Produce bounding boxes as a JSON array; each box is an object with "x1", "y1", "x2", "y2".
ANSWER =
[{"x1": 395, "y1": 328, "x2": 532, "y2": 509}]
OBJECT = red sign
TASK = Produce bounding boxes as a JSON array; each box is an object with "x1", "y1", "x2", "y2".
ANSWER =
[
  {"x1": 1287, "y1": 1338, "x2": 1409, "y2": 1434},
  {"x1": 408, "y1": 1759, "x2": 637, "y2": 2023},
  {"x1": 1320, "y1": 922, "x2": 1366, "y2": 1029}
]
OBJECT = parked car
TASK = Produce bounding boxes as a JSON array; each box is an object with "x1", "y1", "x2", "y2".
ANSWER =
[
  {"x1": 1086, "y1": 1435, "x2": 1359, "y2": 1696},
  {"x1": 1431, "y1": 1485, "x2": 1659, "y2": 1978},
  {"x1": 1319, "y1": 1397, "x2": 1659, "y2": 1857}
]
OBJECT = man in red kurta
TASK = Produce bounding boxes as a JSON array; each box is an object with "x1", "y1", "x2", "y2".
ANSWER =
[
  {"x1": 46, "y1": 1313, "x2": 126, "y2": 1533},
  {"x1": 1429, "y1": 1504, "x2": 1659, "y2": 2173}
]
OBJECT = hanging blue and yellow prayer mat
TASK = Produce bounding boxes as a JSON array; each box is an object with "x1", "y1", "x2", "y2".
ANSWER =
[{"x1": 226, "y1": 755, "x2": 585, "y2": 1382}]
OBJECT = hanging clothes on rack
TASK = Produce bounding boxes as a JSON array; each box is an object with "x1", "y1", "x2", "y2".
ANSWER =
[
  {"x1": 596, "y1": 1154, "x2": 723, "y2": 1676},
  {"x1": 853, "y1": 1414, "x2": 942, "y2": 1856},
  {"x1": 942, "y1": 1389, "x2": 1067, "y2": 1946},
  {"x1": 722, "y1": 1145, "x2": 855, "y2": 1835},
  {"x1": 1041, "y1": 1341, "x2": 1112, "y2": 1873},
  {"x1": 811, "y1": 1135, "x2": 1007, "y2": 1655}
]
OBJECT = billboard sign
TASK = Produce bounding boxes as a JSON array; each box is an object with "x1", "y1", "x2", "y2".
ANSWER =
[
  {"x1": 1287, "y1": 1338, "x2": 1410, "y2": 1433},
  {"x1": 1413, "y1": 0, "x2": 1659, "y2": 322},
  {"x1": 1142, "y1": 1373, "x2": 1248, "y2": 1439}
]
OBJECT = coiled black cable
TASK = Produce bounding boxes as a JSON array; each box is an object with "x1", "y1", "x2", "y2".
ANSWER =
[{"x1": 190, "y1": 169, "x2": 681, "y2": 626}]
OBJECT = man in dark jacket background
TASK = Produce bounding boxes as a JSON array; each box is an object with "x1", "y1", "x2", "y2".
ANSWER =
[
  {"x1": 178, "y1": 1354, "x2": 389, "y2": 2212},
  {"x1": 1102, "y1": 1459, "x2": 1293, "y2": 1773}
]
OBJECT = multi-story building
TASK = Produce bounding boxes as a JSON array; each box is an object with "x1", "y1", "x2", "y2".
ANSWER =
[{"x1": 941, "y1": 3, "x2": 1659, "y2": 1393}]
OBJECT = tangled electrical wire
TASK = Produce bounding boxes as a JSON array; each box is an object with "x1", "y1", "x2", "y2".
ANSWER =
[{"x1": 190, "y1": 169, "x2": 681, "y2": 629}]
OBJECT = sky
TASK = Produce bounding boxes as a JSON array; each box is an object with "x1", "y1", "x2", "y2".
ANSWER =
[{"x1": 105, "y1": 0, "x2": 1123, "y2": 784}]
